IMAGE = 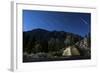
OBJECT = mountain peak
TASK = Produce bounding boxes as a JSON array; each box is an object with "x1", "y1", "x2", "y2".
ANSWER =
[{"x1": 32, "y1": 28, "x2": 48, "y2": 32}]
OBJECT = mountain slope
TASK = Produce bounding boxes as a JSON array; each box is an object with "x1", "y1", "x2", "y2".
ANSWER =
[{"x1": 23, "y1": 28, "x2": 83, "y2": 53}]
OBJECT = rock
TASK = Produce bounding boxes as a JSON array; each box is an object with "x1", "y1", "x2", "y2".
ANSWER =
[
  {"x1": 71, "y1": 46, "x2": 80, "y2": 56},
  {"x1": 62, "y1": 46, "x2": 80, "y2": 56},
  {"x1": 75, "y1": 34, "x2": 91, "y2": 57},
  {"x1": 62, "y1": 46, "x2": 72, "y2": 56}
]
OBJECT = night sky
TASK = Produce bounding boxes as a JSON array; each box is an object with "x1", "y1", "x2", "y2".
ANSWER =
[{"x1": 23, "y1": 10, "x2": 91, "y2": 37}]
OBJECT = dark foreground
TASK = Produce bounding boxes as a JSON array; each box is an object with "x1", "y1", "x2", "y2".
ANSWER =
[{"x1": 23, "y1": 56, "x2": 90, "y2": 63}]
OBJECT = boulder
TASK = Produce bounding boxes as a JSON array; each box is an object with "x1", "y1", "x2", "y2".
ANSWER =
[
  {"x1": 71, "y1": 46, "x2": 80, "y2": 56},
  {"x1": 62, "y1": 46, "x2": 72, "y2": 56},
  {"x1": 62, "y1": 46, "x2": 80, "y2": 56}
]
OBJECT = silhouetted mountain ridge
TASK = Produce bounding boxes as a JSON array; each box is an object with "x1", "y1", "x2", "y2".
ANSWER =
[
  {"x1": 23, "y1": 28, "x2": 84, "y2": 53},
  {"x1": 24, "y1": 28, "x2": 83, "y2": 38}
]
